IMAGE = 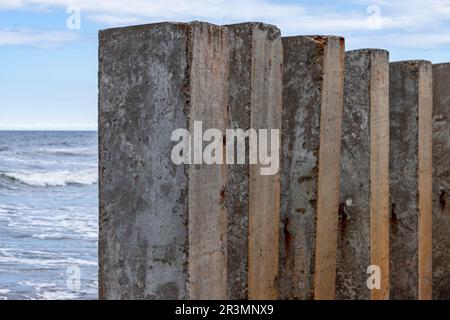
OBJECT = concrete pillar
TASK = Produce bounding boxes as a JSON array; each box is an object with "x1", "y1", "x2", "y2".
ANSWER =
[
  {"x1": 336, "y1": 49, "x2": 390, "y2": 300},
  {"x1": 432, "y1": 63, "x2": 450, "y2": 299},
  {"x1": 280, "y1": 36, "x2": 345, "y2": 300},
  {"x1": 98, "y1": 22, "x2": 230, "y2": 300},
  {"x1": 224, "y1": 23, "x2": 282, "y2": 300},
  {"x1": 389, "y1": 60, "x2": 433, "y2": 300},
  {"x1": 99, "y1": 21, "x2": 282, "y2": 300}
]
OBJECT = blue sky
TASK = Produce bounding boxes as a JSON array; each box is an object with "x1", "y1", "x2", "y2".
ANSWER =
[{"x1": 0, "y1": 0, "x2": 449, "y2": 130}]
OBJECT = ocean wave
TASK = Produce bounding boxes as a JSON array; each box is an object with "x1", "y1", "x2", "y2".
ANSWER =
[
  {"x1": 0, "y1": 255, "x2": 98, "y2": 268},
  {"x1": 0, "y1": 169, "x2": 98, "y2": 187},
  {"x1": 37, "y1": 147, "x2": 96, "y2": 157},
  {"x1": 0, "y1": 289, "x2": 10, "y2": 300},
  {"x1": 32, "y1": 233, "x2": 71, "y2": 240},
  {"x1": 0, "y1": 205, "x2": 14, "y2": 213},
  {"x1": 17, "y1": 281, "x2": 97, "y2": 300}
]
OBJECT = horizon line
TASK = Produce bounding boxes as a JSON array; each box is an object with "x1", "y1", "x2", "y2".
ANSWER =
[{"x1": 0, "y1": 128, "x2": 98, "y2": 131}]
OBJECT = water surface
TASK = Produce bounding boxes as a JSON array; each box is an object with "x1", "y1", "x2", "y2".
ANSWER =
[{"x1": 0, "y1": 131, "x2": 98, "y2": 299}]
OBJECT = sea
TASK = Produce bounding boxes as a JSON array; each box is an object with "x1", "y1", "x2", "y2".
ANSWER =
[{"x1": 0, "y1": 131, "x2": 98, "y2": 300}]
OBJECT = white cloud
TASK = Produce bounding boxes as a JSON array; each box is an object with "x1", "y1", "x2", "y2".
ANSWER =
[
  {"x1": 0, "y1": 0, "x2": 306, "y2": 23},
  {"x1": 1, "y1": 0, "x2": 448, "y2": 31},
  {"x1": 279, "y1": 0, "x2": 449, "y2": 33},
  {"x1": 0, "y1": 0, "x2": 25, "y2": 10},
  {"x1": 1, "y1": 0, "x2": 450, "y2": 49},
  {"x1": 349, "y1": 32, "x2": 450, "y2": 49},
  {"x1": 86, "y1": 14, "x2": 143, "y2": 26},
  {"x1": 0, "y1": 28, "x2": 79, "y2": 47}
]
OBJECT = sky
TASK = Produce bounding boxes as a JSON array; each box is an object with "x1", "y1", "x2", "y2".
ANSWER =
[{"x1": 0, "y1": 0, "x2": 449, "y2": 130}]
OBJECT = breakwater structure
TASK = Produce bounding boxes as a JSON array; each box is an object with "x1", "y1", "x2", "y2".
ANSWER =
[{"x1": 98, "y1": 21, "x2": 449, "y2": 300}]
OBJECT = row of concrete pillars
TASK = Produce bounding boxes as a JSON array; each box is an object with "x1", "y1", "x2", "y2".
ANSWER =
[{"x1": 98, "y1": 21, "x2": 450, "y2": 300}]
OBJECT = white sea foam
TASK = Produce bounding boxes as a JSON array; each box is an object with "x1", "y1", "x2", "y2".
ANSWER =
[
  {"x1": 32, "y1": 233, "x2": 70, "y2": 240},
  {"x1": 1, "y1": 169, "x2": 98, "y2": 187},
  {"x1": 36, "y1": 290, "x2": 80, "y2": 300},
  {"x1": 0, "y1": 249, "x2": 98, "y2": 267},
  {"x1": 0, "y1": 289, "x2": 10, "y2": 300},
  {"x1": 0, "y1": 131, "x2": 98, "y2": 299},
  {"x1": 18, "y1": 281, "x2": 79, "y2": 300},
  {"x1": 37, "y1": 147, "x2": 95, "y2": 157},
  {"x1": 0, "y1": 206, "x2": 10, "y2": 213},
  {"x1": 4, "y1": 206, "x2": 98, "y2": 241}
]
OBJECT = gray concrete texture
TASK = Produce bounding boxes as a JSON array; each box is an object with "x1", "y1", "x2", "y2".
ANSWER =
[
  {"x1": 280, "y1": 35, "x2": 344, "y2": 300},
  {"x1": 98, "y1": 20, "x2": 449, "y2": 301},
  {"x1": 389, "y1": 60, "x2": 433, "y2": 300},
  {"x1": 99, "y1": 21, "x2": 229, "y2": 300},
  {"x1": 432, "y1": 63, "x2": 450, "y2": 299},
  {"x1": 226, "y1": 23, "x2": 282, "y2": 300},
  {"x1": 337, "y1": 49, "x2": 390, "y2": 300},
  {"x1": 99, "y1": 22, "x2": 191, "y2": 300},
  {"x1": 98, "y1": 21, "x2": 282, "y2": 300},
  {"x1": 223, "y1": 22, "x2": 282, "y2": 300}
]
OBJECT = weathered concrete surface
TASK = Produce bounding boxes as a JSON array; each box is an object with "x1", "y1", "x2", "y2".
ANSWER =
[
  {"x1": 225, "y1": 23, "x2": 282, "y2": 300},
  {"x1": 224, "y1": 24, "x2": 252, "y2": 300},
  {"x1": 99, "y1": 22, "x2": 229, "y2": 300},
  {"x1": 337, "y1": 49, "x2": 389, "y2": 300},
  {"x1": 432, "y1": 63, "x2": 450, "y2": 299},
  {"x1": 188, "y1": 22, "x2": 230, "y2": 300},
  {"x1": 389, "y1": 60, "x2": 433, "y2": 300},
  {"x1": 280, "y1": 36, "x2": 344, "y2": 300},
  {"x1": 99, "y1": 20, "x2": 282, "y2": 300}
]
